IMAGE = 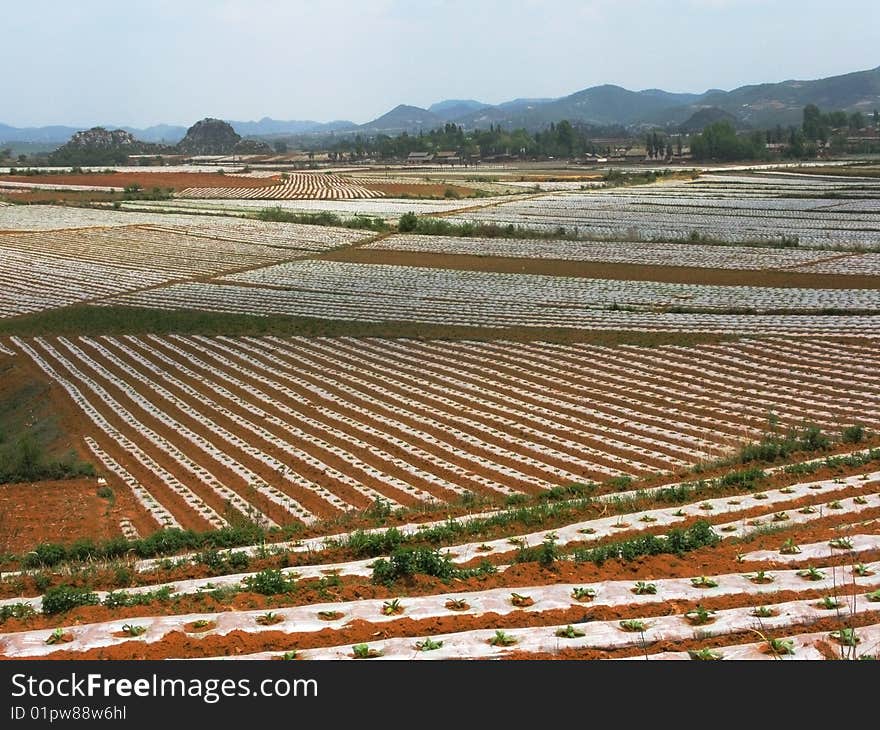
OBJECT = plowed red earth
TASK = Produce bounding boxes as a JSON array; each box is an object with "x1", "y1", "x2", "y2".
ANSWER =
[
  {"x1": 0, "y1": 478, "x2": 139, "y2": 553},
  {"x1": 0, "y1": 173, "x2": 281, "y2": 190}
]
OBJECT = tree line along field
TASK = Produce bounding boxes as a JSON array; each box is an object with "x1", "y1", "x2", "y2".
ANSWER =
[{"x1": 0, "y1": 163, "x2": 878, "y2": 661}]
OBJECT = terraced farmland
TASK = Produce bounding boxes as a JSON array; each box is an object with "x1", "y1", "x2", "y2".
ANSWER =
[
  {"x1": 443, "y1": 173, "x2": 880, "y2": 248},
  {"x1": 177, "y1": 172, "x2": 385, "y2": 200},
  {"x1": 1, "y1": 165, "x2": 878, "y2": 665},
  {"x1": 0, "y1": 216, "x2": 372, "y2": 318},
  {"x1": 4, "y1": 334, "x2": 880, "y2": 537},
  {"x1": 1, "y1": 445, "x2": 878, "y2": 661},
  {"x1": 99, "y1": 261, "x2": 880, "y2": 336},
  {"x1": 364, "y1": 233, "x2": 880, "y2": 274}
]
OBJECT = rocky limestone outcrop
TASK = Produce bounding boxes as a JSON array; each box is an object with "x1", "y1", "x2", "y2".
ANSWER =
[
  {"x1": 176, "y1": 118, "x2": 241, "y2": 155},
  {"x1": 66, "y1": 127, "x2": 140, "y2": 149}
]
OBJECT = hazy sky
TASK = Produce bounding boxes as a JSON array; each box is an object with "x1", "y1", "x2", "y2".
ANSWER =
[{"x1": 4, "y1": 0, "x2": 879, "y2": 127}]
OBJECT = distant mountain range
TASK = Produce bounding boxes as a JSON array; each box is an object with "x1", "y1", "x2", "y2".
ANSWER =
[{"x1": 2, "y1": 65, "x2": 879, "y2": 146}]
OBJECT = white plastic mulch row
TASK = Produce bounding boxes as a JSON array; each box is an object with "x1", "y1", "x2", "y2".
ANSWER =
[
  {"x1": 12, "y1": 337, "x2": 230, "y2": 529},
  {"x1": 104, "y1": 336, "x2": 439, "y2": 506},
  {"x1": 210, "y1": 599, "x2": 880, "y2": 661},
  {"x1": 229, "y1": 334, "x2": 633, "y2": 484},
  {"x1": 2, "y1": 470, "x2": 875, "y2": 612},
  {"x1": 96, "y1": 260, "x2": 880, "y2": 336},
  {"x1": 75, "y1": 336, "x2": 409, "y2": 511},
  {"x1": 134, "y1": 335, "x2": 478, "y2": 501},
  {"x1": 257, "y1": 336, "x2": 638, "y2": 481},
  {"x1": 617, "y1": 625, "x2": 880, "y2": 661},
  {"x1": 366, "y1": 233, "x2": 865, "y2": 273},
  {"x1": 112, "y1": 196, "x2": 515, "y2": 219},
  {"x1": 0, "y1": 219, "x2": 370, "y2": 318},
  {"x1": 441, "y1": 176, "x2": 880, "y2": 247},
  {"x1": 532, "y1": 339, "x2": 880, "y2": 430},
  {"x1": 176, "y1": 173, "x2": 385, "y2": 200},
  {"x1": 2, "y1": 563, "x2": 878, "y2": 659},
  {"x1": 26, "y1": 336, "x2": 320, "y2": 526},
  {"x1": 84, "y1": 437, "x2": 181, "y2": 531},
  {"x1": 372, "y1": 336, "x2": 736, "y2": 453},
  {"x1": 219, "y1": 260, "x2": 880, "y2": 312},
  {"x1": 322, "y1": 336, "x2": 712, "y2": 466},
  {"x1": 428, "y1": 337, "x2": 880, "y2": 436},
  {"x1": 191, "y1": 335, "x2": 568, "y2": 493}
]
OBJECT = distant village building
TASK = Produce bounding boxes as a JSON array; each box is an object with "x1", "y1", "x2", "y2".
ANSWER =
[
  {"x1": 406, "y1": 152, "x2": 434, "y2": 165},
  {"x1": 434, "y1": 150, "x2": 462, "y2": 165}
]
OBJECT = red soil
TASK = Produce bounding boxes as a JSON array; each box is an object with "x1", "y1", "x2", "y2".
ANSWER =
[
  {"x1": 0, "y1": 173, "x2": 281, "y2": 191},
  {"x1": 363, "y1": 183, "x2": 479, "y2": 198}
]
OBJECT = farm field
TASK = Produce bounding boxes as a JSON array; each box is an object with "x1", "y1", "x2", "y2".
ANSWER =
[
  {"x1": 0, "y1": 207, "x2": 373, "y2": 318},
  {"x1": 0, "y1": 163, "x2": 878, "y2": 662},
  {"x1": 443, "y1": 172, "x2": 880, "y2": 248},
  {"x1": 363, "y1": 233, "x2": 880, "y2": 274}
]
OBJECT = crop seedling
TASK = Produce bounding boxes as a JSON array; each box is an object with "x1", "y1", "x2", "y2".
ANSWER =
[
  {"x1": 639, "y1": 515, "x2": 657, "y2": 523},
  {"x1": 766, "y1": 637, "x2": 795, "y2": 656},
  {"x1": 721, "y1": 525, "x2": 738, "y2": 532},
  {"x1": 381, "y1": 599, "x2": 403, "y2": 616},
  {"x1": 753, "y1": 493, "x2": 768, "y2": 500},
  {"x1": 317, "y1": 610, "x2": 344, "y2": 621},
  {"x1": 45, "y1": 628, "x2": 72, "y2": 645},
  {"x1": 510, "y1": 592, "x2": 534, "y2": 607},
  {"x1": 817, "y1": 596, "x2": 842, "y2": 610},
  {"x1": 779, "y1": 487, "x2": 795, "y2": 494},
  {"x1": 751, "y1": 606, "x2": 777, "y2": 618},
  {"x1": 120, "y1": 623, "x2": 146, "y2": 637},
  {"x1": 612, "y1": 518, "x2": 631, "y2": 529},
  {"x1": 780, "y1": 538, "x2": 802, "y2": 555},
  {"x1": 555, "y1": 624, "x2": 586, "y2": 639},
  {"x1": 691, "y1": 576, "x2": 719, "y2": 588},
  {"x1": 829, "y1": 537, "x2": 854, "y2": 550},
  {"x1": 488, "y1": 630, "x2": 517, "y2": 646},
  {"x1": 673, "y1": 509, "x2": 687, "y2": 517},
  {"x1": 772, "y1": 512, "x2": 789, "y2": 522},
  {"x1": 476, "y1": 544, "x2": 493, "y2": 552},
  {"x1": 415, "y1": 637, "x2": 444, "y2": 652},
  {"x1": 352, "y1": 643, "x2": 381, "y2": 659},
  {"x1": 853, "y1": 496, "x2": 868, "y2": 505},
  {"x1": 748, "y1": 570, "x2": 774, "y2": 584},
  {"x1": 281, "y1": 651, "x2": 298, "y2": 660},
  {"x1": 578, "y1": 527, "x2": 596, "y2": 534},
  {"x1": 853, "y1": 564, "x2": 874, "y2": 577},
  {"x1": 688, "y1": 648, "x2": 724, "y2": 660},
  {"x1": 619, "y1": 619, "x2": 648, "y2": 632},
  {"x1": 797, "y1": 566, "x2": 825, "y2": 581},
  {"x1": 684, "y1": 605, "x2": 716, "y2": 625},
  {"x1": 866, "y1": 589, "x2": 880, "y2": 602},
  {"x1": 445, "y1": 598, "x2": 469, "y2": 611},
  {"x1": 632, "y1": 581, "x2": 657, "y2": 595},
  {"x1": 828, "y1": 501, "x2": 843, "y2": 509},
  {"x1": 189, "y1": 619, "x2": 214, "y2": 631},
  {"x1": 799, "y1": 506, "x2": 817, "y2": 514},
  {"x1": 572, "y1": 587, "x2": 596, "y2": 602},
  {"x1": 256, "y1": 612, "x2": 283, "y2": 626},
  {"x1": 830, "y1": 628, "x2": 859, "y2": 647},
  {"x1": 700, "y1": 502, "x2": 714, "y2": 511}
]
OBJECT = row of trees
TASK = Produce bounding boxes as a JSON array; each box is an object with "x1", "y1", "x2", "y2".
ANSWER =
[
  {"x1": 317, "y1": 120, "x2": 627, "y2": 162},
  {"x1": 689, "y1": 104, "x2": 880, "y2": 161}
]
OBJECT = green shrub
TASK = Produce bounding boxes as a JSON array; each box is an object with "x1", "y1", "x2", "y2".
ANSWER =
[
  {"x1": 242, "y1": 569, "x2": 294, "y2": 595},
  {"x1": 372, "y1": 547, "x2": 456, "y2": 585},
  {"x1": 42, "y1": 585, "x2": 99, "y2": 615}
]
